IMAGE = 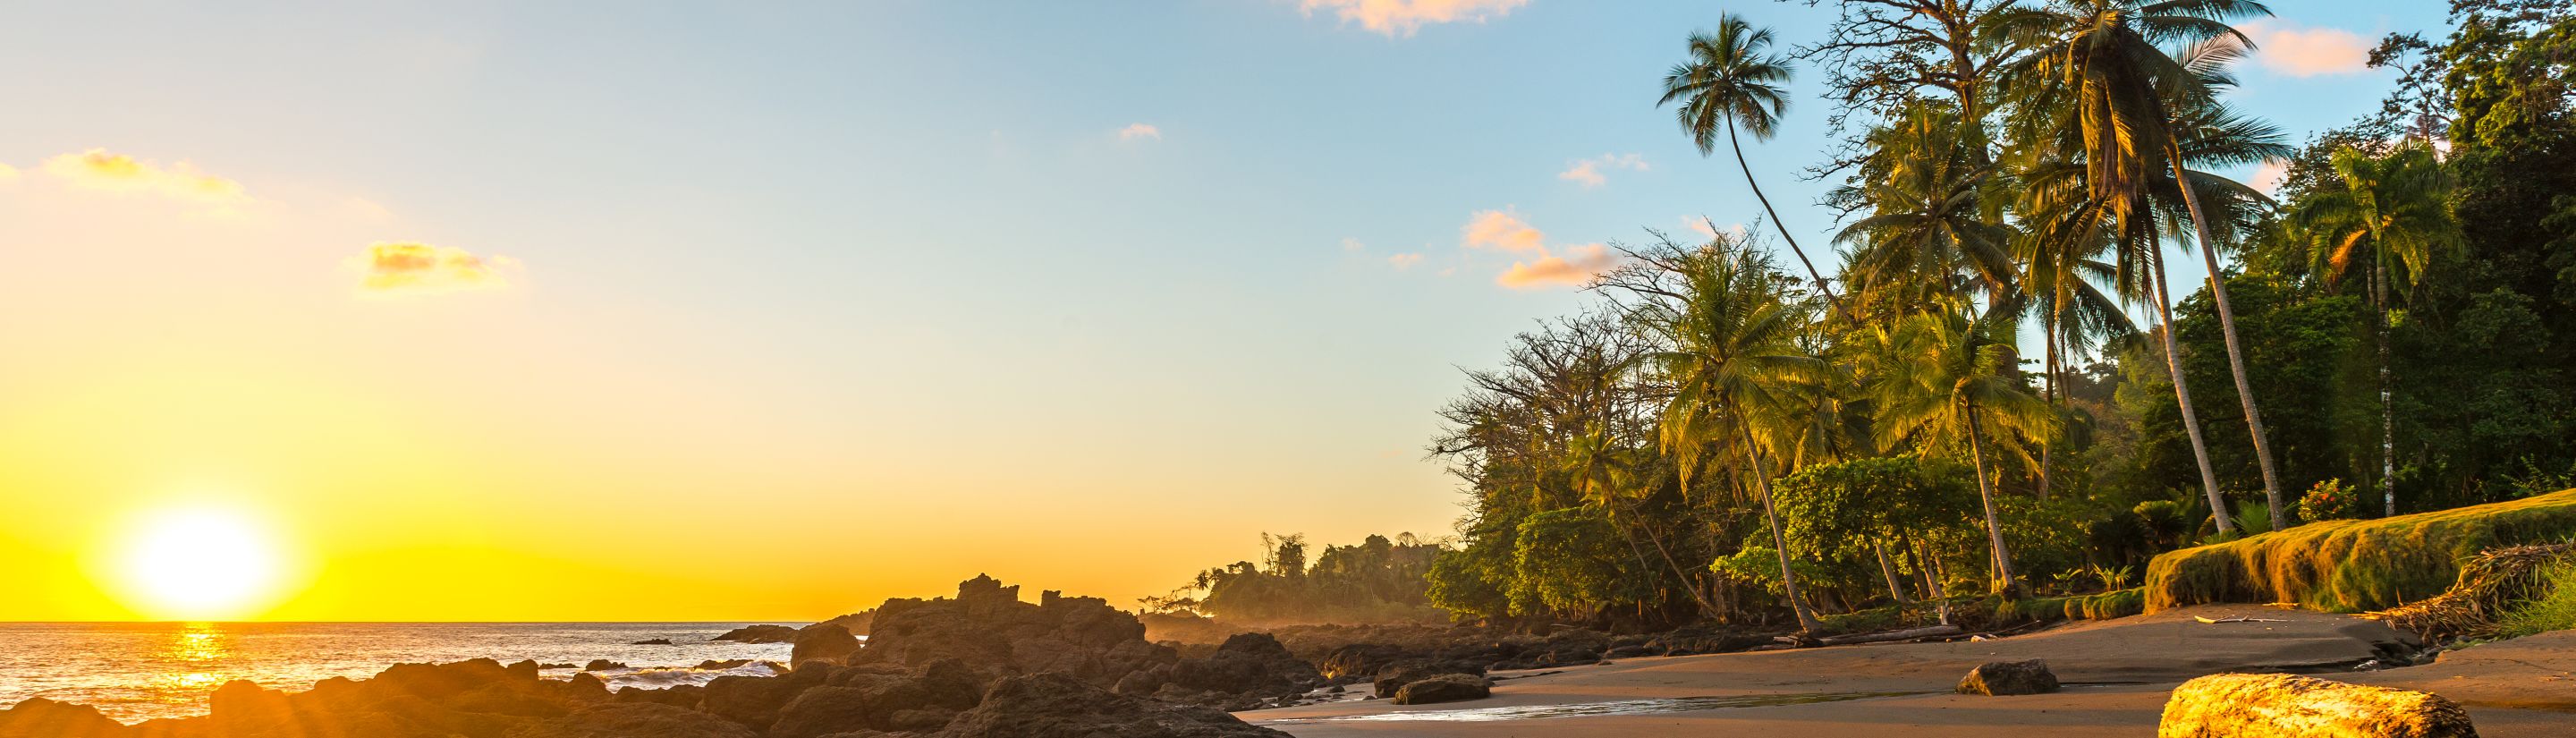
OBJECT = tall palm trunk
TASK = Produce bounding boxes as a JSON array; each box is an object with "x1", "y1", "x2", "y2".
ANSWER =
[
  {"x1": 2376, "y1": 254, "x2": 2394, "y2": 516},
  {"x1": 1740, "y1": 423, "x2": 1824, "y2": 632},
  {"x1": 1872, "y1": 539, "x2": 1913, "y2": 604},
  {"x1": 2168, "y1": 153, "x2": 2286, "y2": 527},
  {"x1": 1962, "y1": 406, "x2": 2023, "y2": 597},
  {"x1": 2148, "y1": 246, "x2": 2238, "y2": 535},
  {"x1": 2039, "y1": 301, "x2": 2062, "y2": 501},
  {"x1": 1726, "y1": 117, "x2": 1854, "y2": 324}
]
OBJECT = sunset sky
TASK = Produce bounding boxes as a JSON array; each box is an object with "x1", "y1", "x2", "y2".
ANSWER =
[{"x1": 0, "y1": 0, "x2": 2445, "y2": 621}]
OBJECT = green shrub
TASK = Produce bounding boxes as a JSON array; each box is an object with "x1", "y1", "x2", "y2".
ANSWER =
[
  {"x1": 2497, "y1": 562, "x2": 2576, "y2": 637},
  {"x1": 2145, "y1": 488, "x2": 2576, "y2": 613},
  {"x1": 1994, "y1": 588, "x2": 2146, "y2": 625},
  {"x1": 2298, "y1": 479, "x2": 2360, "y2": 522}
]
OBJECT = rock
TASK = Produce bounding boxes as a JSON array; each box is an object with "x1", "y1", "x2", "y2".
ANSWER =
[
  {"x1": 938, "y1": 672, "x2": 1292, "y2": 738},
  {"x1": 792, "y1": 623, "x2": 862, "y2": 665},
  {"x1": 585, "y1": 660, "x2": 629, "y2": 672},
  {"x1": 0, "y1": 697, "x2": 128, "y2": 738},
  {"x1": 503, "y1": 702, "x2": 758, "y2": 738},
  {"x1": 696, "y1": 658, "x2": 756, "y2": 670},
  {"x1": 1957, "y1": 659, "x2": 2060, "y2": 696},
  {"x1": 1370, "y1": 663, "x2": 1487, "y2": 699},
  {"x1": 1159, "y1": 632, "x2": 1321, "y2": 701},
  {"x1": 711, "y1": 624, "x2": 802, "y2": 643},
  {"x1": 848, "y1": 577, "x2": 1175, "y2": 687},
  {"x1": 1392, "y1": 674, "x2": 1492, "y2": 705},
  {"x1": 612, "y1": 683, "x2": 706, "y2": 708},
  {"x1": 2157, "y1": 673, "x2": 2477, "y2": 738},
  {"x1": 632, "y1": 638, "x2": 676, "y2": 646}
]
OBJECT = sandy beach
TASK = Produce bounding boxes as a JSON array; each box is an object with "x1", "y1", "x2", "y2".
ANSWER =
[{"x1": 1256, "y1": 605, "x2": 2576, "y2": 737}]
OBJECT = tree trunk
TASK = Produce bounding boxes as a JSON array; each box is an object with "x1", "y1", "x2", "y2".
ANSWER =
[
  {"x1": 1614, "y1": 494, "x2": 1724, "y2": 619},
  {"x1": 1872, "y1": 539, "x2": 1912, "y2": 604},
  {"x1": 1963, "y1": 405, "x2": 2024, "y2": 597},
  {"x1": 2377, "y1": 255, "x2": 2395, "y2": 517},
  {"x1": 1726, "y1": 118, "x2": 1855, "y2": 324},
  {"x1": 2040, "y1": 301, "x2": 2061, "y2": 501},
  {"x1": 2169, "y1": 153, "x2": 2286, "y2": 528},
  {"x1": 1912, "y1": 536, "x2": 1951, "y2": 625},
  {"x1": 2150, "y1": 247, "x2": 2238, "y2": 536},
  {"x1": 1741, "y1": 422, "x2": 1825, "y2": 633}
]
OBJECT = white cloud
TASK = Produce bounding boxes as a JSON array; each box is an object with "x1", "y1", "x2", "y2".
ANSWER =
[
  {"x1": 1118, "y1": 123, "x2": 1163, "y2": 140},
  {"x1": 1558, "y1": 153, "x2": 1647, "y2": 188},
  {"x1": 1462, "y1": 208, "x2": 1546, "y2": 253},
  {"x1": 1341, "y1": 236, "x2": 1367, "y2": 252},
  {"x1": 352, "y1": 242, "x2": 519, "y2": 295},
  {"x1": 1300, "y1": 0, "x2": 1530, "y2": 37},
  {"x1": 1387, "y1": 252, "x2": 1426, "y2": 269},
  {"x1": 2243, "y1": 21, "x2": 2372, "y2": 78},
  {"x1": 34, "y1": 148, "x2": 251, "y2": 207},
  {"x1": 1497, "y1": 242, "x2": 1617, "y2": 289}
]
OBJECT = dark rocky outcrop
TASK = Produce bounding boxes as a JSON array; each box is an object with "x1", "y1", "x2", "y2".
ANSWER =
[
  {"x1": 710, "y1": 624, "x2": 801, "y2": 644},
  {"x1": 503, "y1": 703, "x2": 757, "y2": 738},
  {"x1": 938, "y1": 673, "x2": 1291, "y2": 738},
  {"x1": 1370, "y1": 663, "x2": 1487, "y2": 699},
  {"x1": 791, "y1": 624, "x2": 861, "y2": 665},
  {"x1": 1119, "y1": 632, "x2": 1321, "y2": 708},
  {"x1": 0, "y1": 698, "x2": 126, "y2": 738},
  {"x1": 847, "y1": 575, "x2": 1175, "y2": 686},
  {"x1": 1957, "y1": 659, "x2": 2060, "y2": 696},
  {"x1": 583, "y1": 660, "x2": 627, "y2": 672},
  {"x1": 632, "y1": 638, "x2": 676, "y2": 646},
  {"x1": 1391, "y1": 673, "x2": 1491, "y2": 705}
]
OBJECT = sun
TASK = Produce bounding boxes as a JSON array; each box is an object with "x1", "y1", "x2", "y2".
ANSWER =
[{"x1": 104, "y1": 506, "x2": 299, "y2": 621}]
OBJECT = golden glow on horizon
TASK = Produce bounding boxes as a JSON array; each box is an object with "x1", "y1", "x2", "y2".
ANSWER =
[{"x1": 98, "y1": 505, "x2": 305, "y2": 621}]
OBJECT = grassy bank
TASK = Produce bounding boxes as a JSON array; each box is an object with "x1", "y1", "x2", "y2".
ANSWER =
[
  {"x1": 1996, "y1": 588, "x2": 2147, "y2": 624},
  {"x1": 2144, "y1": 488, "x2": 2576, "y2": 614}
]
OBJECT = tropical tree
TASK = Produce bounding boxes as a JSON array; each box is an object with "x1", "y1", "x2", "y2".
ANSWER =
[
  {"x1": 2281, "y1": 141, "x2": 2463, "y2": 515},
  {"x1": 1661, "y1": 13, "x2": 1854, "y2": 321},
  {"x1": 1625, "y1": 240, "x2": 1833, "y2": 632},
  {"x1": 1868, "y1": 306, "x2": 2056, "y2": 595},
  {"x1": 1992, "y1": 0, "x2": 2277, "y2": 532}
]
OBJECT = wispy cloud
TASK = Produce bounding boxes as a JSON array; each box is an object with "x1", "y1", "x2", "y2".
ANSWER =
[
  {"x1": 1387, "y1": 252, "x2": 1426, "y2": 269},
  {"x1": 36, "y1": 148, "x2": 251, "y2": 205},
  {"x1": 1456, "y1": 208, "x2": 1621, "y2": 289},
  {"x1": 1118, "y1": 123, "x2": 1163, "y2": 140},
  {"x1": 1497, "y1": 242, "x2": 1616, "y2": 289},
  {"x1": 1462, "y1": 208, "x2": 1546, "y2": 253},
  {"x1": 1342, "y1": 236, "x2": 1367, "y2": 252},
  {"x1": 1300, "y1": 0, "x2": 1530, "y2": 37},
  {"x1": 1558, "y1": 153, "x2": 1647, "y2": 188},
  {"x1": 2248, "y1": 159, "x2": 2290, "y2": 194},
  {"x1": 353, "y1": 242, "x2": 518, "y2": 295},
  {"x1": 2243, "y1": 21, "x2": 2372, "y2": 78}
]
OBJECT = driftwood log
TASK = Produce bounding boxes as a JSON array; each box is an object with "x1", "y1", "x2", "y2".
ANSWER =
[
  {"x1": 1818, "y1": 625, "x2": 1963, "y2": 646},
  {"x1": 2157, "y1": 673, "x2": 2478, "y2": 738}
]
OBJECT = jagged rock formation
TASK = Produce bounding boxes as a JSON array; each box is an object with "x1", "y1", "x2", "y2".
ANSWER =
[{"x1": 1957, "y1": 659, "x2": 2060, "y2": 696}]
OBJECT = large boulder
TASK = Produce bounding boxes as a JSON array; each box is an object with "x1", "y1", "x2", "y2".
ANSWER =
[
  {"x1": 711, "y1": 624, "x2": 801, "y2": 643},
  {"x1": 503, "y1": 702, "x2": 758, "y2": 738},
  {"x1": 2158, "y1": 673, "x2": 2477, "y2": 737},
  {"x1": 938, "y1": 673, "x2": 1292, "y2": 738},
  {"x1": 849, "y1": 576, "x2": 1176, "y2": 686},
  {"x1": 792, "y1": 623, "x2": 862, "y2": 665},
  {"x1": 1957, "y1": 659, "x2": 2061, "y2": 696},
  {"x1": 1158, "y1": 632, "x2": 1321, "y2": 700},
  {"x1": 0, "y1": 698, "x2": 127, "y2": 738},
  {"x1": 1392, "y1": 674, "x2": 1492, "y2": 705},
  {"x1": 1371, "y1": 663, "x2": 1487, "y2": 700}
]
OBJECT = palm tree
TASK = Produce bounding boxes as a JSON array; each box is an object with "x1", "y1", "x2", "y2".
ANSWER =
[
  {"x1": 2282, "y1": 141, "x2": 2462, "y2": 516},
  {"x1": 1993, "y1": 0, "x2": 2275, "y2": 533},
  {"x1": 1835, "y1": 103, "x2": 2020, "y2": 314},
  {"x1": 1637, "y1": 241, "x2": 1832, "y2": 632},
  {"x1": 1661, "y1": 13, "x2": 1854, "y2": 322},
  {"x1": 1869, "y1": 306, "x2": 2056, "y2": 596}
]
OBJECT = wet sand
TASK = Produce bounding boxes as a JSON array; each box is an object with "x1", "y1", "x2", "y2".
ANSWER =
[{"x1": 1256, "y1": 605, "x2": 2576, "y2": 737}]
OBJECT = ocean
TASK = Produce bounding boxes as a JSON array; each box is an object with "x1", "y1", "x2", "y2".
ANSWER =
[{"x1": 0, "y1": 622, "x2": 799, "y2": 724}]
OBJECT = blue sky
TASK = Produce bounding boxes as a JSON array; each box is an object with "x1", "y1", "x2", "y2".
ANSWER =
[{"x1": 0, "y1": 1, "x2": 2462, "y2": 616}]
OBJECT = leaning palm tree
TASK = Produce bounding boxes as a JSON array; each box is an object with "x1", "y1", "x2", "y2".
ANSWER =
[
  {"x1": 1992, "y1": 0, "x2": 2275, "y2": 533},
  {"x1": 1835, "y1": 103, "x2": 2021, "y2": 314},
  {"x1": 1661, "y1": 13, "x2": 1853, "y2": 322},
  {"x1": 2282, "y1": 141, "x2": 2462, "y2": 516},
  {"x1": 1636, "y1": 241, "x2": 1832, "y2": 632},
  {"x1": 1869, "y1": 305, "x2": 2056, "y2": 596}
]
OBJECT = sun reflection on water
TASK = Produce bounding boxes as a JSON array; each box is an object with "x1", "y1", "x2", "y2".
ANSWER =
[{"x1": 155, "y1": 623, "x2": 233, "y2": 694}]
